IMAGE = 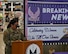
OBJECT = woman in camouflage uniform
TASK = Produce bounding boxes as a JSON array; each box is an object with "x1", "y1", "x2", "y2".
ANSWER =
[{"x1": 3, "y1": 18, "x2": 26, "y2": 54}]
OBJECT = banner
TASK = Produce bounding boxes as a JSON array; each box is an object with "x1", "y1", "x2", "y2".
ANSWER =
[
  {"x1": 27, "y1": 26, "x2": 68, "y2": 41},
  {"x1": 27, "y1": 1, "x2": 68, "y2": 24},
  {"x1": 54, "y1": 52, "x2": 68, "y2": 54},
  {"x1": 32, "y1": 0, "x2": 68, "y2": 2}
]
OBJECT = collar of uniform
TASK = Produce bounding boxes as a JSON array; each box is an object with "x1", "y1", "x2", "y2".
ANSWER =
[{"x1": 8, "y1": 28, "x2": 18, "y2": 33}]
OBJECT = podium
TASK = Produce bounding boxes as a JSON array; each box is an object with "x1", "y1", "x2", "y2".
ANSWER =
[{"x1": 12, "y1": 40, "x2": 43, "y2": 54}]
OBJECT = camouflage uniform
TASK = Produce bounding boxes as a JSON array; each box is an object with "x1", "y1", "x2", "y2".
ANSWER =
[{"x1": 3, "y1": 28, "x2": 24, "y2": 54}]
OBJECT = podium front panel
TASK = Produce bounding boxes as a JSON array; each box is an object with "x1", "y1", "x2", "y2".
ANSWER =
[{"x1": 12, "y1": 40, "x2": 43, "y2": 54}]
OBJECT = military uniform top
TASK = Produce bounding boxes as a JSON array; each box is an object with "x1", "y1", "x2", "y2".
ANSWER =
[{"x1": 3, "y1": 28, "x2": 24, "y2": 46}]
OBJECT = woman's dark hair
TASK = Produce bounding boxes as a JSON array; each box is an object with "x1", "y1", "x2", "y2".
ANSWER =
[{"x1": 7, "y1": 18, "x2": 18, "y2": 29}]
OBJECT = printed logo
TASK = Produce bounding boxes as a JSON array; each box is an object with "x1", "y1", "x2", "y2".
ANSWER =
[
  {"x1": 30, "y1": 48, "x2": 37, "y2": 54},
  {"x1": 28, "y1": 7, "x2": 40, "y2": 22},
  {"x1": 26, "y1": 44, "x2": 40, "y2": 54}
]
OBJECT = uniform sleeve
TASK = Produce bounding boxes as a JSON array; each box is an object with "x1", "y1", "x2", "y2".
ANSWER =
[
  {"x1": 20, "y1": 31, "x2": 27, "y2": 41},
  {"x1": 3, "y1": 30, "x2": 11, "y2": 46},
  {"x1": 18, "y1": 29, "x2": 27, "y2": 41}
]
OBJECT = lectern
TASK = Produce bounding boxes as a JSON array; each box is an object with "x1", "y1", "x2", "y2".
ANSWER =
[{"x1": 12, "y1": 40, "x2": 43, "y2": 54}]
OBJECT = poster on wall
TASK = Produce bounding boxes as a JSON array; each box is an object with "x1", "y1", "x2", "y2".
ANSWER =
[
  {"x1": 30, "y1": 0, "x2": 68, "y2": 2},
  {"x1": 25, "y1": 1, "x2": 68, "y2": 54},
  {"x1": 45, "y1": 0, "x2": 68, "y2": 2},
  {"x1": 26, "y1": 26, "x2": 68, "y2": 42},
  {"x1": 27, "y1": 1, "x2": 68, "y2": 24}
]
